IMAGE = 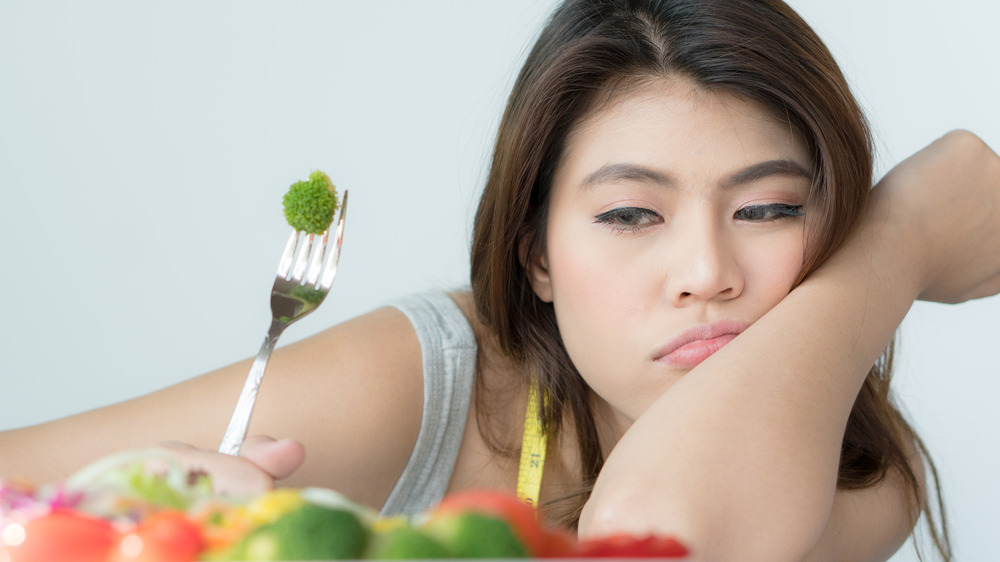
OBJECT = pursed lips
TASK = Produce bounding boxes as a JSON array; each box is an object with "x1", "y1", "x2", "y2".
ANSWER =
[{"x1": 653, "y1": 320, "x2": 749, "y2": 368}]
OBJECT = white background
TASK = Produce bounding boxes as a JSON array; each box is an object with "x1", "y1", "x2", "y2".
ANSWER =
[{"x1": 0, "y1": 1, "x2": 997, "y2": 559}]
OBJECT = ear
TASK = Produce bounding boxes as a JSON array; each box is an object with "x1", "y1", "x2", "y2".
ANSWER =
[{"x1": 519, "y1": 236, "x2": 553, "y2": 303}]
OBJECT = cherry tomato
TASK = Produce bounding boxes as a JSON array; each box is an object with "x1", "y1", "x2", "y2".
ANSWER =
[
  {"x1": 5, "y1": 508, "x2": 118, "y2": 562},
  {"x1": 109, "y1": 510, "x2": 203, "y2": 562},
  {"x1": 576, "y1": 533, "x2": 690, "y2": 558}
]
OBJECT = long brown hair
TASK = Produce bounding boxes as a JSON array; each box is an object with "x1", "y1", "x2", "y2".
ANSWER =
[{"x1": 470, "y1": 0, "x2": 948, "y2": 558}]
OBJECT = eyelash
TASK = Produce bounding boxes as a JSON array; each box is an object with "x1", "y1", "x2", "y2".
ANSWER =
[
  {"x1": 593, "y1": 203, "x2": 805, "y2": 233},
  {"x1": 593, "y1": 207, "x2": 662, "y2": 233},
  {"x1": 734, "y1": 203, "x2": 805, "y2": 222}
]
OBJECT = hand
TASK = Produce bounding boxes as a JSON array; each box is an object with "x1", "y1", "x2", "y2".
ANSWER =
[
  {"x1": 873, "y1": 130, "x2": 1000, "y2": 303},
  {"x1": 156, "y1": 436, "x2": 305, "y2": 497}
]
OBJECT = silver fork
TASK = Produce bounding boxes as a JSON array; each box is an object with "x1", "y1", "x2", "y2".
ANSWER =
[{"x1": 218, "y1": 191, "x2": 348, "y2": 456}]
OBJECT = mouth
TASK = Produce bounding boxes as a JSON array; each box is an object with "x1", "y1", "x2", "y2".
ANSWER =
[{"x1": 653, "y1": 320, "x2": 749, "y2": 369}]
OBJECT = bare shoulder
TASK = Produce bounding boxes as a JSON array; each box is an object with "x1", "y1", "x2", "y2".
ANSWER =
[
  {"x1": 446, "y1": 291, "x2": 503, "y2": 368},
  {"x1": 446, "y1": 291, "x2": 481, "y2": 334}
]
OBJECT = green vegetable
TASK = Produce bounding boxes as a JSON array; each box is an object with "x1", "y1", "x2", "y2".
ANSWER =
[
  {"x1": 64, "y1": 450, "x2": 214, "y2": 516},
  {"x1": 124, "y1": 463, "x2": 212, "y2": 511},
  {"x1": 283, "y1": 170, "x2": 339, "y2": 234},
  {"x1": 366, "y1": 525, "x2": 453, "y2": 559},
  {"x1": 227, "y1": 503, "x2": 369, "y2": 561},
  {"x1": 422, "y1": 512, "x2": 528, "y2": 558}
]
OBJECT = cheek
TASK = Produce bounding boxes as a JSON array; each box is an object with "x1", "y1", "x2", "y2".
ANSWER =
[
  {"x1": 543, "y1": 216, "x2": 643, "y2": 370},
  {"x1": 544, "y1": 224, "x2": 679, "y2": 424},
  {"x1": 545, "y1": 223, "x2": 619, "y2": 329},
  {"x1": 741, "y1": 234, "x2": 805, "y2": 304}
]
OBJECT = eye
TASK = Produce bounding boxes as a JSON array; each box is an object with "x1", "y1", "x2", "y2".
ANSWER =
[
  {"x1": 734, "y1": 203, "x2": 804, "y2": 222},
  {"x1": 594, "y1": 207, "x2": 663, "y2": 233}
]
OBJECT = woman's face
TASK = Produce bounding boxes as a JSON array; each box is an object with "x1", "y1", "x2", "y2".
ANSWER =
[{"x1": 529, "y1": 77, "x2": 812, "y2": 428}]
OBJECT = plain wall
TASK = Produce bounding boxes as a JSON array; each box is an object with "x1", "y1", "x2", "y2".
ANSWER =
[{"x1": 1, "y1": 1, "x2": 997, "y2": 559}]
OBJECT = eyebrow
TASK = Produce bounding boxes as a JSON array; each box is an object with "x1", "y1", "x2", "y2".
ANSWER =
[
  {"x1": 721, "y1": 159, "x2": 813, "y2": 189},
  {"x1": 581, "y1": 159, "x2": 812, "y2": 190}
]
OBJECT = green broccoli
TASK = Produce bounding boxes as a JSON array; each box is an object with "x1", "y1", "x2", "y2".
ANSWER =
[
  {"x1": 283, "y1": 170, "x2": 340, "y2": 234},
  {"x1": 366, "y1": 525, "x2": 453, "y2": 559},
  {"x1": 227, "y1": 503, "x2": 369, "y2": 561},
  {"x1": 422, "y1": 512, "x2": 528, "y2": 558}
]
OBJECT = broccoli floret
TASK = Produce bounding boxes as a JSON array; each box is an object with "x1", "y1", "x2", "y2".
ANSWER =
[
  {"x1": 366, "y1": 525, "x2": 452, "y2": 559},
  {"x1": 423, "y1": 512, "x2": 528, "y2": 558},
  {"x1": 283, "y1": 170, "x2": 339, "y2": 234},
  {"x1": 227, "y1": 503, "x2": 369, "y2": 561}
]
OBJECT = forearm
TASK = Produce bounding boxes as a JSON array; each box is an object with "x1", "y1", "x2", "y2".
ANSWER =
[{"x1": 579, "y1": 196, "x2": 920, "y2": 559}]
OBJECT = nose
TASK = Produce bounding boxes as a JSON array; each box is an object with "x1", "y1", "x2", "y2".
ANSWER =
[{"x1": 664, "y1": 224, "x2": 744, "y2": 307}]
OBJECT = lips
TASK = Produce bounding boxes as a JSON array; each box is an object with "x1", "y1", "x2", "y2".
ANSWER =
[{"x1": 653, "y1": 321, "x2": 749, "y2": 369}]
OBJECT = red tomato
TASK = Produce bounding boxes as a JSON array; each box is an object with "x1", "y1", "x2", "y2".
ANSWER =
[
  {"x1": 109, "y1": 511, "x2": 204, "y2": 562},
  {"x1": 4, "y1": 508, "x2": 118, "y2": 562},
  {"x1": 576, "y1": 533, "x2": 690, "y2": 558},
  {"x1": 434, "y1": 489, "x2": 571, "y2": 557},
  {"x1": 538, "y1": 526, "x2": 576, "y2": 558}
]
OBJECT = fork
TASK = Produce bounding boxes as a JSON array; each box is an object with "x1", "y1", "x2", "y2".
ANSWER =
[{"x1": 218, "y1": 191, "x2": 348, "y2": 456}]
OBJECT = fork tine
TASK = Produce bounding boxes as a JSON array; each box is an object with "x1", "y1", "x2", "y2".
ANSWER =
[
  {"x1": 276, "y1": 229, "x2": 299, "y2": 279},
  {"x1": 289, "y1": 232, "x2": 315, "y2": 281},
  {"x1": 320, "y1": 190, "x2": 348, "y2": 289},
  {"x1": 305, "y1": 228, "x2": 331, "y2": 287}
]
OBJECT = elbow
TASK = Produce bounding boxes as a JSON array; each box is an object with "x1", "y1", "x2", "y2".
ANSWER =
[
  {"x1": 580, "y1": 483, "x2": 831, "y2": 562},
  {"x1": 579, "y1": 485, "x2": 696, "y2": 542},
  {"x1": 578, "y1": 488, "x2": 722, "y2": 560},
  {"x1": 577, "y1": 493, "x2": 641, "y2": 539}
]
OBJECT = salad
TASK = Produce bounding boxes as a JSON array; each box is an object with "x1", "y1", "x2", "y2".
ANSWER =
[{"x1": 0, "y1": 450, "x2": 688, "y2": 561}]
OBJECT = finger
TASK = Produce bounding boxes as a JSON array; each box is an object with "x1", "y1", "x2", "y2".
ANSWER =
[
  {"x1": 156, "y1": 441, "x2": 273, "y2": 497},
  {"x1": 239, "y1": 436, "x2": 306, "y2": 481}
]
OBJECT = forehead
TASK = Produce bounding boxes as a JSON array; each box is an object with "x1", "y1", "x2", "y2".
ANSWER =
[{"x1": 560, "y1": 77, "x2": 811, "y2": 176}]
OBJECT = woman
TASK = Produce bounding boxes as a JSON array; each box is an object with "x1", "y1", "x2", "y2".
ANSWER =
[
  {"x1": 470, "y1": 1, "x2": 955, "y2": 559},
  {"x1": 466, "y1": 1, "x2": 956, "y2": 559},
  {"x1": 2, "y1": 1, "x2": 998, "y2": 560}
]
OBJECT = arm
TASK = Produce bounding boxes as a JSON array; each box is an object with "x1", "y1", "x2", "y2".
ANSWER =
[
  {"x1": 579, "y1": 131, "x2": 1000, "y2": 560},
  {"x1": 0, "y1": 305, "x2": 425, "y2": 511}
]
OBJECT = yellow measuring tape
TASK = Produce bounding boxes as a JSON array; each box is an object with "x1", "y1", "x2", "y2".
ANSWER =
[{"x1": 516, "y1": 379, "x2": 547, "y2": 508}]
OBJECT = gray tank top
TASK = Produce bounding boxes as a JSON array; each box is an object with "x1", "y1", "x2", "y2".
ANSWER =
[{"x1": 379, "y1": 292, "x2": 477, "y2": 516}]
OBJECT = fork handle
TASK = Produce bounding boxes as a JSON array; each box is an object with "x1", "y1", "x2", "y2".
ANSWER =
[{"x1": 218, "y1": 320, "x2": 286, "y2": 456}]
